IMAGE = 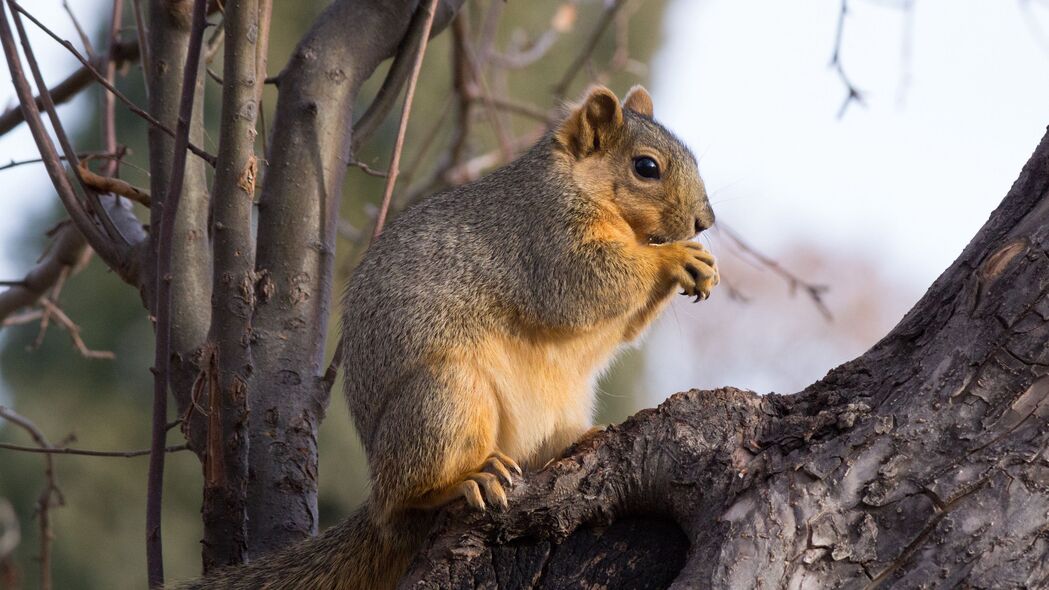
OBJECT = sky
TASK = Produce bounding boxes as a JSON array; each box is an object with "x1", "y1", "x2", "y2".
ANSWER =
[
  {"x1": 2, "y1": 0, "x2": 1049, "y2": 401},
  {"x1": 0, "y1": 0, "x2": 109, "y2": 278},
  {"x1": 641, "y1": 0, "x2": 1049, "y2": 400}
]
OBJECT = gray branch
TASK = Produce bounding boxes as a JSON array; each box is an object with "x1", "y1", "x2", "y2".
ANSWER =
[
  {"x1": 403, "y1": 128, "x2": 1049, "y2": 588},
  {"x1": 247, "y1": 0, "x2": 463, "y2": 556}
]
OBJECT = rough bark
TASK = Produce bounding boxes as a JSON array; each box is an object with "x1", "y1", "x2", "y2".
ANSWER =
[
  {"x1": 402, "y1": 128, "x2": 1049, "y2": 589},
  {"x1": 201, "y1": 0, "x2": 264, "y2": 572},
  {"x1": 147, "y1": 0, "x2": 213, "y2": 444},
  {"x1": 246, "y1": 0, "x2": 464, "y2": 557}
]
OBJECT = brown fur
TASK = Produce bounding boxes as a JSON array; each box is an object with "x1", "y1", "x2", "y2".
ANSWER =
[{"x1": 172, "y1": 85, "x2": 717, "y2": 589}]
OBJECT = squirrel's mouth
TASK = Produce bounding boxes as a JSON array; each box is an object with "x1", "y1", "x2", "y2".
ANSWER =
[{"x1": 647, "y1": 235, "x2": 671, "y2": 245}]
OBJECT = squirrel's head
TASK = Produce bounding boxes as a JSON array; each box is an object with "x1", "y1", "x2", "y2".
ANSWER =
[{"x1": 554, "y1": 85, "x2": 713, "y2": 244}]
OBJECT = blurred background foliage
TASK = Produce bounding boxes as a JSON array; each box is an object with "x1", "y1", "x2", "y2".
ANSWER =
[{"x1": 0, "y1": 1, "x2": 670, "y2": 587}]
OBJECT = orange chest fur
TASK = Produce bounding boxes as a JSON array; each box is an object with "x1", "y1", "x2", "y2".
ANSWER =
[{"x1": 470, "y1": 321, "x2": 627, "y2": 465}]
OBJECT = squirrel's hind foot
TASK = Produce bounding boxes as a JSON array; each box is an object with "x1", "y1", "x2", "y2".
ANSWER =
[{"x1": 414, "y1": 451, "x2": 523, "y2": 512}]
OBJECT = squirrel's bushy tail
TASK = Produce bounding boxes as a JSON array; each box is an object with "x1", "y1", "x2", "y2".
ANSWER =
[{"x1": 172, "y1": 502, "x2": 431, "y2": 590}]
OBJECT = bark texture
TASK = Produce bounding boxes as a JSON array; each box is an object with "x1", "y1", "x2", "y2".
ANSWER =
[
  {"x1": 402, "y1": 129, "x2": 1049, "y2": 589},
  {"x1": 246, "y1": 0, "x2": 464, "y2": 556}
]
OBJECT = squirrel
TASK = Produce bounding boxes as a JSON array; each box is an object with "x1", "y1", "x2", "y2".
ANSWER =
[{"x1": 175, "y1": 84, "x2": 717, "y2": 589}]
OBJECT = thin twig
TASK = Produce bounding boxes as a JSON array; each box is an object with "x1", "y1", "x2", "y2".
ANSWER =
[
  {"x1": 553, "y1": 0, "x2": 627, "y2": 99},
  {"x1": 10, "y1": 2, "x2": 130, "y2": 248},
  {"x1": 61, "y1": 0, "x2": 94, "y2": 59},
  {"x1": 37, "y1": 298, "x2": 115, "y2": 359},
  {"x1": 101, "y1": 0, "x2": 124, "y2": 178},
  {"x1": 830, "y1": 0, "x2": 864, "y2": 118},
  {"x1": 0, "y1": 442, "x2": 188, "y2": 458},
  {"x1": 10, "y1": 2, "x2": 216, "y2": 166},
  {"x1": 147, "y1": 1, "x2": 208, "y2": 585},
  {"x1": 0, "y1": 151, "x2": 119, "y2": 173},
  {"x1": 371, "y1": 0, "x2": 441, "y2": 242},
  {"x1": 0, "y1": 406, "x2": 60, "y2": 590},
  {"x1": 0, "y1": 40, "x2": 138, "y2": 137},
  {"x1": 349, "y1": 160, "x2": 387, "y2": 178},
  {"x1": 130, "y1": 0, "x2": 150, "y2": 98},
  {"x1": 717, "y1": 224, "x2": 832, "y2": 320},
  {"x1": 29, "y1": 263, "x2": 73, "y2": 350}
]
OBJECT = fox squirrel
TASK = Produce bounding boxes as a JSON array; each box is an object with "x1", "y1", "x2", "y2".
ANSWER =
[{"x1": 176, "y1": 85, "x2": 717, "y2": 589}]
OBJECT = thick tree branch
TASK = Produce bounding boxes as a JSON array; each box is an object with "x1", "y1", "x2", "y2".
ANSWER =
[
  {"x1": 405, "y1": 127, "x2": 1049, "y2": 587},
  {"x1": 147, "y1": 0, "x2": 208, "y2": 586},
  {"x1": 147, "y1": 0, "x2": 214, "y2": 456},
  {"x1": 246, "y1": 0, "x2": 464, "y2": 556},
  {"x1": 201, "y1": 0, "x2": 268, "y2": 571}
]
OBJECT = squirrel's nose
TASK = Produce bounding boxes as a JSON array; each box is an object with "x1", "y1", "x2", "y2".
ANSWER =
[{"x1": 694, "y1": 212, "x2": 714, "y2": 234}]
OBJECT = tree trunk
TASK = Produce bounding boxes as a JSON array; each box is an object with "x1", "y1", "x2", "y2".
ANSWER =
[{"x1": 402, "y1": 128, "x2": 1049, "y2": 589}]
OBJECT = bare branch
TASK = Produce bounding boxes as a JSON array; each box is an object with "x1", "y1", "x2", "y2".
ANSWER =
[
  {"x1": 0, "y1": 406, "x2": 61, "y2": 590},
  {"x1": 147, "y1": 0, "x2": 209, "y2": 585},
  {"x1": 10, "y1": 1, "x2": 131, "y2": 254},
  {"x1": 372, "y1": 0, "x2": 442, "y2": 241},
  {"x1": 77, "y1": 160, "x2": 151, "y2": 205},
  {"x1": 717, "y1": 224, "x2": 832, "y2": 320},
  {"x1": 0, "y1": 222, "x2": 86, "y2": 325},
  {"x1": 0, "y1": 40, "x2": 138, "y2": 138},
  {"x1": 100, "y1": 0, "x2": 124, "y2": 178},
  {"x1": 10, "y1": 3, "x2": 216, "y2": 165},
  {"x1": 131, "y1": 0, "x2": 151, "y2": 98},
  {"x1": 0, "y1": 7, "x2": 133, "y2": 282},
  {"x1": 201, "y1": 0, "x2": 269, "y2": 570},
  {"x1": 61, "y1": 0, "x2": 95, "y2": 59},
  {"x1": 0, "y1": 442, "x2": 188, "y2": 458},
  {"x1": 35, "y1": 298, "x2": 115, "y2": 359},
  {"x1": 553, "y1": 0, "x2": 627, "y2": 99},
  {"x1": 830, "y1": 0, "x2": 865, "y2": 118},
  {"x1": 0, "y1": 151, "x2": 119, "y2": 173}
]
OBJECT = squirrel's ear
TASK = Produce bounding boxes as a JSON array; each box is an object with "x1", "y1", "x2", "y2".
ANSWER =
[
  {"x1": 623, "y1": 85, "x2": 653, "y2": 117},
  {"x1": 556, "y1": 86, "x2": 624, "y2": 158}
]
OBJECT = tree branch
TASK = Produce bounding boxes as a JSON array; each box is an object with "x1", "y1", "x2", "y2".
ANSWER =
[
  {"x1": 0, "y1": 443, "x2": 188, "y2": 458},
  {"x1": 372, "y1": 0, "x2": 440, "y2": 241},
  {"x1": 0, "y1": 40, "x2": 139, "y2": 137},
  {"x1": 146, "y1": 0, "x2": 214, "y2": 457},
  {"x1": 247, "y1": 0, "x2": 465, "y2": 556},
  {"x1": 147, "y1": 0, "x2": 208, "y2": 586},
  {"x1": 200, "y1": 0, "x2": 268, "y2": 571},
  {"x1": 0, "y1": 1, "x2": 136, "y2": 283},
  {"x1": 0, "y1": 407, "x2": 62, "y2": 590},
  {"x1": 0, "y1": 222, "x2": 85, "y2": 325},
  {"x1": 404, "y1": 127, "x2": 1049, "y2": 588},
  {"x1": 552, "y1": 0, "x2": 627, "y2": 100}
]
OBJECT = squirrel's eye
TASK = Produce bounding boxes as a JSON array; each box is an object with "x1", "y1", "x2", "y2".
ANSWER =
[{"x1": 633, "y1": 156, "x2": 661, "y2": 180}]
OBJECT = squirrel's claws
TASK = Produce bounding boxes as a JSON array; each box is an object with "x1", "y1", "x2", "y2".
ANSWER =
[
  {"x1": 468, "y1": 472, "x2": 509, "y2": 511},
  {"x1": 484, "y1": 456, "x2": 514, "y2": 486},
  {"x1": 490, "y1": 449, "x2": 523, "y2": 477},
  {"x1": 460, "y1": 480, "x2": 486, "y2": 511}
]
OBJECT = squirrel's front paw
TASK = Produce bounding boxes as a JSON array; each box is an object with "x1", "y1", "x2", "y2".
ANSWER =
[{"x1": 668, "y1": 241, "x2": 719, "y2": 301}]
